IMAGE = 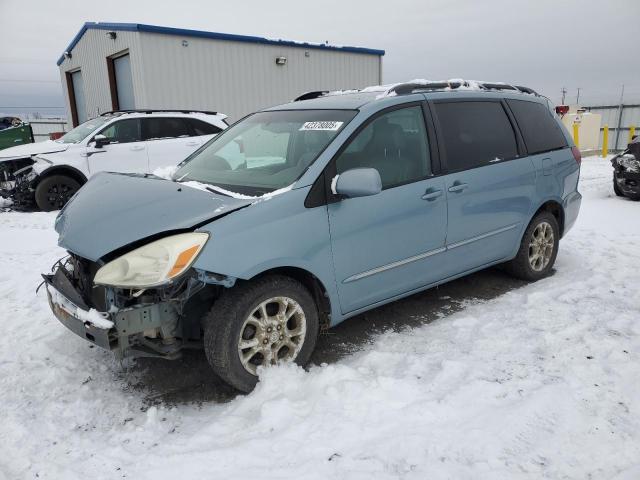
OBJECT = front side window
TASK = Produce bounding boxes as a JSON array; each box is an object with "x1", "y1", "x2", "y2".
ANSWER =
[
  {"x1": 335, "y1": 105, "x2": 431, "y2": 189},
  {"x1": 435, "y1": 101, "x2": 518, "y2": 171},
  {"x1": 98, "y1": 118, "x2": 142, "y2": 144},
  {"x1": 142, "y1": 118, "x2": 191, "y2": 140},
  {"x1": 57, "y1": 116, "x2": 111, "y2": 144},
  {"x1": 507, "y1": 99, "x2": 567, "y2": 155},
  {"x1": 174, "y1": 109, "x2": 356, "y2": 196}
]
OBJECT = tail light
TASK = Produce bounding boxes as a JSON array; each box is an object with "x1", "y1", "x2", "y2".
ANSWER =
[{"x1": 571, "y1": 146, "x2": 581, "y2": 165}]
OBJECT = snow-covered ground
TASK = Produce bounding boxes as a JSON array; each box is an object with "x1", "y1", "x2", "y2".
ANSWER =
[{"x1": 1, "y1": 156, "x2": 639, "y2": 479}]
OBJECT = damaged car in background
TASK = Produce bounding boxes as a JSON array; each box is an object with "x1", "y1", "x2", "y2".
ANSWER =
[
  {"x1": 612, "y1": 135, "x2": 640, "y2": 200},
  {"x1": 0, "y1": 109, "x2": 227, "y2": 211}
]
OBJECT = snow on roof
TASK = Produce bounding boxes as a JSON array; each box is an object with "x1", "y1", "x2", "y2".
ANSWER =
[
  {"x1": 316, "y1": 79, "x2": 538, "y2": 102},
  {"x1": 57, "y1": 22, "x2": 385, "y2": 66}
]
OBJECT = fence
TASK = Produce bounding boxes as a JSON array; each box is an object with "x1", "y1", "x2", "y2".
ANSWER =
[
  {"x1": 27, "y1": 119, "x2": 68, "y2": 142},
  {"x1": 584, "y1": 104, "x2": 640, "y2": 152}
]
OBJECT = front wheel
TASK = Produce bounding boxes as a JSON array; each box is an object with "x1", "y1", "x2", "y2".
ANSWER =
[
  {"x1": 613, "y1": 174, "x2": 625, "y2": 197},
  {"x1": 204, "y1": 275, "x2": 319, "y2": 392},
  {"x1": 34, "y1": 175, "x2": 80, "y2": 211},
  {"x1": 504, "y1": 211, "x2": 559, "y2": 281}
]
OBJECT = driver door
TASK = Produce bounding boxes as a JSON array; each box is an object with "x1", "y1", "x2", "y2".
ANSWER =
[
  {"x1": 327, "y1": 104, "x2": 448, "y2": 314},
  {"x1": 88, "y1": 118, "x2": 148, "y2": 174}
]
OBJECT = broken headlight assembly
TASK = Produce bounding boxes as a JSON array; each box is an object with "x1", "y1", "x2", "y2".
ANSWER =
[
  {"x1": 94, "y1": 232, "x2": 209, "y2": 289},
  {"x1": 617, "y1": 154, "x2": 640, "y2": 173}
]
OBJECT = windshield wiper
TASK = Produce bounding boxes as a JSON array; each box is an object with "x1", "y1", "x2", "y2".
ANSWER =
[{"x1": 204, "y1": 186, "x2": 231, "y2": 197}]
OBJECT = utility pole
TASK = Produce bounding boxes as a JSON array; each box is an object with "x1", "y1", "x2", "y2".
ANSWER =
[
  {"x1": 561, "y1": 87, "x2": 567, "y2": 104},
  {"x1": 576, "y1": 88, "x2": 581, "y2": 105},
  {"x1": 614, "y1": 84, "x2": 625, "y2": 150}
]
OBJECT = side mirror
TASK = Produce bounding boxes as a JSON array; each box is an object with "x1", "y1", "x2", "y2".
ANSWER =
[
  {"x1": 92, "y1": 134, "x2": 109, "y2": 148},
  {"x1": 333, "y1": 168, "x2": 382, "y2": 198}
]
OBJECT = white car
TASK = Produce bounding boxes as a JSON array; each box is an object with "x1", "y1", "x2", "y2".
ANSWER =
[{"x1": 0, "y1": 110, "x2": 228, "y2": 211}]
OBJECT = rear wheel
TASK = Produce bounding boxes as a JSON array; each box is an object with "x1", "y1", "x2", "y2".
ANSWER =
[
  {"x1": 35, "y1": 175, "x2": 80, "y2": 211},
  {"x1": 204, "y1": 275, "x2": 319, "y2": 392},
  {"x1": 504, "y1": 211, "x2": 559, "y2": 281}
]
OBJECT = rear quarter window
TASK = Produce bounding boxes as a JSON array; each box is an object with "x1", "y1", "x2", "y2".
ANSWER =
[
  {"x1": 434, "y1": 101, "x2": 518, "y2": 172},
  {"x1": 507, "y1": 99, "x2": 567, "y2": 154},
  {"x1": 188, "y1": 118, "x2": 222, "y2": 136}
]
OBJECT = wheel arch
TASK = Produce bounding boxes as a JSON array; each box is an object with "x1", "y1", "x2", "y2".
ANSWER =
[
  {"x1": 531, "y1": 199, "x2": 565, "y2": 237},
  {"x1": 35, "y1": 165, "x2": 88, "y2": 187},
  {"x1": 248, "y1": 266, "x2": 333, "y2": 331}
]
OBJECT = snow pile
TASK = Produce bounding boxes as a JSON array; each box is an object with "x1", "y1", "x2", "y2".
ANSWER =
[
  {"x1": 1, "y1": 157, "x2": 639, "y2": 479},
  {"x1": 0, "y1": 195, "x2": 12, "y2": 208},
  {"x1": 322, "y1": 79, "x2": 518, "y2": 100},
  {"x1": 49, "y1": 287, "x2": 114, "y2": 329},
  {"x1": 152, "y1": 165, "x2": 178, "y2": 181}
]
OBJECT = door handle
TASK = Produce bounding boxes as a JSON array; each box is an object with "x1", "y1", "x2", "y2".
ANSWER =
[
  {"x1": 448, "y1": 182, "x2": 468, "y2": 193},
  {"x1": 421, "y1": 189, "x2": 443, "y2": 201},
  {"x1": 186, "y1": 141, "x2": 199, "y2": 147},
  {"x1": 130, "y1": 145, "x2": 145, "y2": 151}
]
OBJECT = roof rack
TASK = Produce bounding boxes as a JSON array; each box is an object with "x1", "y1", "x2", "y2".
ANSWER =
[
  {"x1": 293, "y1": 80, "x2": 540, "y2": 103},
  {"x1": 388, "y1": 80, "x2": 539, "y2": 96},
  {"x1": 100, "y1": 109, "x2": 219, "y2": 116}
]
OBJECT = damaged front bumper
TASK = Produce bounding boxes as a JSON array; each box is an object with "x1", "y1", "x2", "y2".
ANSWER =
[
  {"x1": 43, "y1": 256, "x2": 219, "y2": 360},
  {"x1": 0, "y1": 161, "x2": 38, "y2": 209}
]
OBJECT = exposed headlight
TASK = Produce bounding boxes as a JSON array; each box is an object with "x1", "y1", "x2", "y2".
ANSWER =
[
  {"x1": 94, "y1": 232, "x2": 209, "y2": 288},
  {"x1": 618, "y1": 154, "x2": 640, "y2": 173}
]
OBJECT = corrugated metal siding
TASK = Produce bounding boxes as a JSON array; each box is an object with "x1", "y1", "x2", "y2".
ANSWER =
[
  {"x1": 585, "y1": 105, "x2": 640, "y2": 150},
  {"x1": 58, "y1": 30, "x2": 144, "y2": 126},
  {"x1": 136, "y1": 32, "x2": 381, "y2": 121}
]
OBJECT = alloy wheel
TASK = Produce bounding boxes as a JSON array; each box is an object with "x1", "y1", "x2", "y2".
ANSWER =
[
  {"x1": 237, "y1": 296, "x2": 307, "y2": 375},
  {"x1": 528, "y1": 221, "x2": 554, "y2": 271},
  {"x1": 46, "y1": 183, "x2": 75, "y2": 209}
]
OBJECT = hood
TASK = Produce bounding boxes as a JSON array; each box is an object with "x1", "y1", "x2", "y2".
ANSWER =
[
  {"x1": 0, "y1": 140, "x2": 69, "y2": 161},
  {"x1": 55, "y1": 172, "x2": 253, "y2": 261}
]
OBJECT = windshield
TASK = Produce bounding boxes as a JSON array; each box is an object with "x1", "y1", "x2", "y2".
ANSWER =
[
  {"x1": 57, "y1": 116, "x2": 111, "y2": 144},
  {"x1": 173, "y1": 109, "x2": 356, "y2": 195}
]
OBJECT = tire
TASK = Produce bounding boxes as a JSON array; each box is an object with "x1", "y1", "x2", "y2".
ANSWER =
[
  {"x1": 34, "y1": 175, "x2": 80, "y2": 211},
  {"x1": 613, "y1": 174, "x2": 625, "y2": 197},
  {"x1": 203, "y1": 275, "x2": 320, "y2": 392},
  {"x1": 504, "y1": 211, "x2": 559, "y2": 282}
]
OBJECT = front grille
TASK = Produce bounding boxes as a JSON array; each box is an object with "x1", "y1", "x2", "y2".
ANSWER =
[{"x1": 67, "y1": 254, "x2": 107, "y2": 311}]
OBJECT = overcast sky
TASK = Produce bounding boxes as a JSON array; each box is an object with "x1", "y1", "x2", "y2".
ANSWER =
[{"x1": 1, "y1": 0, "x2": 638, "y2": 118}]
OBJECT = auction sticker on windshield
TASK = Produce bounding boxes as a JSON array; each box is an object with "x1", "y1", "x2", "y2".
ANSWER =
[{"x1": 299, "y1": 121, "x2": 344, "y2": 131}]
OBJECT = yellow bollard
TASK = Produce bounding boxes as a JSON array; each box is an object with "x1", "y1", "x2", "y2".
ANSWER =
[
  {"x1": 573, "y1": 122, "x2": 580, "y2": 149},
  {"x1": 602, "y1": 125, "x2": 609, "y2": 158},
  {"x1": 629, "y1": 125, "x2": 636, "y2": 143}
]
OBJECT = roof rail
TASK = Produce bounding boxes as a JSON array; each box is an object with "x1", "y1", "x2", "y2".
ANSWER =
[
  {"x1": 513, "y1": 85, "x2": 538, "y2": 95},
  {"x1": 291, "y1": 80, "x2": 540, "y2": 104},
  {"x1": 388, "y1": 80, "x2": 539, "y2": 97},
  {"x1": 293, "y1": 91, "x2": 330, "y2": 102},
  {"x1": 388, "y1": 80, "x2": 469, "y2": 96},
  {"x1": 100, "y1": 109, "x2": 219, "y2": 116}
]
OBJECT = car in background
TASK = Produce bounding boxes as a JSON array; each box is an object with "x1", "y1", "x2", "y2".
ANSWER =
[
  {"x1": 612, "y1": 136, "x2": 640, "y2": 200},
  {"x1": 0, "y1": 109, "x2": 228, "y2": 211},
  {"x1": 0, "y1": 117, "x2": 34, "y2": 151},
  {"x1": 43, "y1": 80, "x2": 581, "y2": 392}
]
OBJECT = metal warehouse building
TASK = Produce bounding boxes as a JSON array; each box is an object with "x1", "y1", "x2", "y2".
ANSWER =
[{"x1": 57, "y1": 22, "x2": 385, "y2": 126}]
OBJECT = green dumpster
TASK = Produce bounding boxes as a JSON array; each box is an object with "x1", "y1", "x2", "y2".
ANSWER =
[{"x1": 0, "y1": 119, "x2": 34, "y2": 151}]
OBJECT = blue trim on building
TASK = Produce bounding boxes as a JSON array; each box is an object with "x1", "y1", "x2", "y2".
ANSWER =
[{"x1": 57, "y1": 22, "x2": 385, "y2": 66}]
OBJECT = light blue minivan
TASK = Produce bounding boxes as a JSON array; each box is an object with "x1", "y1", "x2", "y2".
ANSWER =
[{"x1": 44, "y1": 81, "x2": 582, "y2": 391}]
